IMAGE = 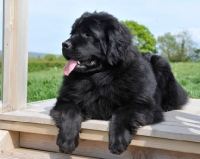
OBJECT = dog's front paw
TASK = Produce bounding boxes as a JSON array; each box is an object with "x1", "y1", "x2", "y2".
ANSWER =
[
  {"x1": 56, "y1": 131, "x2": 79, "y2": 154},
  {"x1": 109, "y1": 129, "x2": 132, "y2": 155}
]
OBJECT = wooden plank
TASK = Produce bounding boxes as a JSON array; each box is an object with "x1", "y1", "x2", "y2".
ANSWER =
[
  {"x1": 19, "y1": 132, "x2": 139, "y2": 159},
  {"x1": 1, "y1": 148, "x2": 199, "y2": 159},
  {"x1": 0, "y1": 111, "x2": 54, "y2": 124},
  {"x1": 80, "y1": 130, "x2": 200, "y2": 154},
  {"x1": 0, "y1": 98, "x2": 199, "y2": 153},
  {"x1": 1, "y1": 107, "x2": 200, "y2": 126},
  {"x1": 1, "y1": 98, "x2": 199, "y2": 124},
  {"x1": 1, "y1": 118, "x2": 200, "y2": 143},
  {"x1": 0, "y1": 148, "x2": 96, "y2": 159},
  {"x1": 27, "y1": 98, "x2": 57, "y2": 108},
  {"x1": 0, "y1": 108, "x2": 200, "y2": 143},
  {"x1": 1, "y1": 0, "x2": 29, "y2": 113},
  {"x1": 1, "y1": 121, "x2": 200, "y2": 154},
  {"x1": 0, "y1": 121, "x2": 58, "y2": 135},
  {"x1": 0, "y1": 130, "x2": 19, "y2": 152},
  {"x1": 20, "y1": 132, "x2": 200, "y2": 159},
  {"x1": 185, "y1": 98, "x2": 200, "y2": 107}
]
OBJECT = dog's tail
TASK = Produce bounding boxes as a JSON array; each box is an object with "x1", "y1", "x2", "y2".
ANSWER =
[{"x1": 143, "y1": 53, "x2": 188, "y2": 111}]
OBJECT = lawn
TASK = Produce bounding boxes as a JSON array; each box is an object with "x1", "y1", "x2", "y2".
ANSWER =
[
  {"x1": 27, "y1": 67, "x2": 63, "y2": 102},
  {"x1": 1, "y1": 62, "x2": 199, "y2": 102},
  {"x1": 170, "y1": 62, "x2": 200, "y2": 99}
]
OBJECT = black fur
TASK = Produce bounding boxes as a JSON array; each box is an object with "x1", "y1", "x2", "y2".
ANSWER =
[{"x1": 50, "y1": 12, "x2": 188, "y2": 155}]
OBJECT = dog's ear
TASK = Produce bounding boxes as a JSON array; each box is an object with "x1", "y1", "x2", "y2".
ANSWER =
[{"x1": 106, "y1": 23, "x2": 133, "y2": 65}]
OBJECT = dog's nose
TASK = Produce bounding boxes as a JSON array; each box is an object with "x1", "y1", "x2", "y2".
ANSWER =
[{"x1": 62, "y1": 41, "x2": 72, "y2": 49}]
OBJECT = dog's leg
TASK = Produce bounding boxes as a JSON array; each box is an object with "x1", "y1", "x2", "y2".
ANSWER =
[
  {"x1": 50, "y1": 100, "x2": 82, "y2": 154},
  {"x1": 109, "y1": 106, "x2": 163, "y2": 154}
]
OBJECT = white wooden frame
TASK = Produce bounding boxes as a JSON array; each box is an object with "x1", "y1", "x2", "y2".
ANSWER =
[{"x1": 1, "y1": 0, "x2": 29, "y2": 113}]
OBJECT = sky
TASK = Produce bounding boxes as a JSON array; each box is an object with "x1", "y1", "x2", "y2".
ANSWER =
[{"x1": 0, "y1": 0, "x2": 200, "y2": 55}]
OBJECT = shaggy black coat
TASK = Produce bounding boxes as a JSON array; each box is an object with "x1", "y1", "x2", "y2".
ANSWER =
[{"x1": 50, "y1": 12, "x2": 188, "y2": 155}]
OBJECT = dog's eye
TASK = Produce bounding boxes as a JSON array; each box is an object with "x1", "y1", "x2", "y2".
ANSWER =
[{"x1": 83, "y1": 33, "x2": 91, "y2": 37}]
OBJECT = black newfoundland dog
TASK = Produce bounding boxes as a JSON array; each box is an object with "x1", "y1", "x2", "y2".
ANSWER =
[{"x1": 50, "y1": 12, "x2": 188, "y2": 155}]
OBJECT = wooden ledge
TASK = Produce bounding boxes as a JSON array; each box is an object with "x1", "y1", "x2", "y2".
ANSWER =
[
  {"x1": 0, "y1": 99, "x2": 200, "y2": 140},
  {"x1": 0, "y1": 148, "x2": 96, "y2": 159},
  {"x1": 0, "y1": 98, "x2": 200, "y2": 154}
]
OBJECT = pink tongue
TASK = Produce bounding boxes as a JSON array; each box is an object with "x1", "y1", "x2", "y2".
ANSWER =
[{"x1": 63, "y1": 59, "x2": 77, "y2": 76}]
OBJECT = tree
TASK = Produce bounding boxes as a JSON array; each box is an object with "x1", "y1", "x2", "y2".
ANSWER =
[
  {"x1": 157, "y1": 32, "x2": 180, "y2": 61},
  {"x1": 44, "y1": 54, "x2": 57, "y2": 61},
  {"x1": 157, "y1": 30, "x2": 196, "y2": 62},
  {"x1": 191, "y1": 49, "x2": 200, "y2": 61},
  {"x1": 121, "y1": 20, "x2": 157, "y2": 53},
  {"x1": 176, "y1": 30, "x2": 196, "y2": 61}
]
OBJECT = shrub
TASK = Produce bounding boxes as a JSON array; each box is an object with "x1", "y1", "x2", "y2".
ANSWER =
[
  {"x1": 28, "y1": 60, "x2": 66, "y2": 72},
  {"x1": 44, "y1": 54, "x2": 57, "y2": 61}
]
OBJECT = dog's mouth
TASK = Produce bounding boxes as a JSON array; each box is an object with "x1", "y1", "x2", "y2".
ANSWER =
[
  {"x1": 63, "y1": 59, "x2": 97, "y2": 76},
  {"x1": 77, "y1": 60, "x2": 97, "y2": 68}
]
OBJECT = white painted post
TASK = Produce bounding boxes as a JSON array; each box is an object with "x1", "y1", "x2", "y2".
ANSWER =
[{"x1": 1, "y1": 0, "x2": 29, "y2": 113}]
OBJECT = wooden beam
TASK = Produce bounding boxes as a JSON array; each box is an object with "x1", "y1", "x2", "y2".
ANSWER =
[
  {"x1": 1, "y1": 108, "x2": 200, "y2": 143},
  {"x1": 20, "y1": 132, "x2": 200, "y2": 159},
  {"x1": 0, "y1": 148, "x2": 96, "y2": 159},
  {"x1": 1, "y1": 0, "x2": 29, "y2": 113},
  {"x1": 0, "y1": 120, "x2": 200, "y2": 154},
  {"x1": 0, "y1": 130, "x2": 19, "y2": 152}
]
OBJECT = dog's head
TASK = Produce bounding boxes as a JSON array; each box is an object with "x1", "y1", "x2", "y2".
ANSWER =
[{"x1": 62, "y1": 12, "x2": 133, "y2": 75}]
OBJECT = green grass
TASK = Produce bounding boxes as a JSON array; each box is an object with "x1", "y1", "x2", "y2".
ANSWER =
[
  {"x1": 171, "y1": 62, "x2": 200, "y2": 99},
  {"x1": 1, "y1": 62, "x2": 200, "y2": 102},
  {"x1": 27, "y1": 67, "x2": 63, "y2": 102},
  {"x1": 27, "y1": 62, "x2": 200, "y2": 102}
]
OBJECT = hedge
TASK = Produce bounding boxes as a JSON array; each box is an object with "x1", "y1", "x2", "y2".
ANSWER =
[
  {"x1": 0, "y1": 60, "x2": 67, "y2": 73},
  {"x1": 28, "y1": 61, "x2": 66, "y2": 72}
]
